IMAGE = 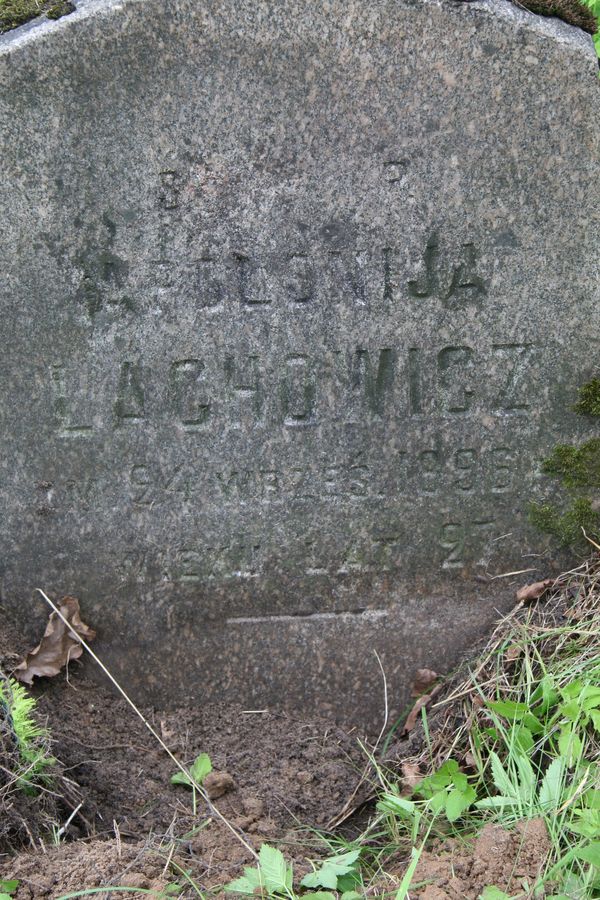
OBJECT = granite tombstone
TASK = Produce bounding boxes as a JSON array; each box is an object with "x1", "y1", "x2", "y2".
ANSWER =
[{"x1": 1, "y1": 0, "x2": 599, "y2": 725}]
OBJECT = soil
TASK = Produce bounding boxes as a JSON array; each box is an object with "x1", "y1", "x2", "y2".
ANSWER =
[
  {"x1": 0, "y1": 607, "x2": 365, "y2": 897},
  {"x1": 0, "y1": 598, "x2": 562, "y2": 899},
  {"x1": 409, "y1": 818, "x2": 551, "y2": 898}
]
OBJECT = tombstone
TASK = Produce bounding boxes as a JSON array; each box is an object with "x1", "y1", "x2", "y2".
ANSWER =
[{"x1": 1, "y1": 0, "x2": 598, "y2": 727}]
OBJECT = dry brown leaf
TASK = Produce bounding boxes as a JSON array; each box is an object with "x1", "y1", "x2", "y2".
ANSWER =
[
  {"x1": 411, "y1": 667, "x2": 438, "y2": 697},
  {"x1": 516, "y1": 578, "x2": 554, "y2": 605},
  {"x1": 464, "y1": 751, "x2": 477, "y2": 769},
  {"x1": 505, "y1": 644, "x2": 521, "y2": 662},
  {"x1": 401, "y1": 761, "x2": 422, "y2": 792},
  {"x1": 14, "y1": 596, "x2": 95, "y2": 684},
  {"x1": 403, "y1": 683, "x2": 443, "y2": 734}
]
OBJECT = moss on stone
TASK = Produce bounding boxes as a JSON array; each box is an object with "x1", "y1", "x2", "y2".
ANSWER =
[
  {"x1": 529, "y1": 378, "x2": 600, "y2": 548},
  {"x1": 0, "y1": 0, "x2": 73, "y2": 33},
  {"x1": 529, "y1": 496, "x2": 600, "y2": 547},
  {"x1": 574, "y1": 377, "x2": 600, "y2": 416},
  {"x1": 541, "y1": 438, "x2": 600, "y2": 488},
  {"x1": 517, "y1": 0, "x2": 598, "y2": 34}
]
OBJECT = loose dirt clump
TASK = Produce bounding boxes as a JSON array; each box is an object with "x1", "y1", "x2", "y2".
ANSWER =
[{"x1": 410, "y1": 818, "x2": 551, "y2": 898}]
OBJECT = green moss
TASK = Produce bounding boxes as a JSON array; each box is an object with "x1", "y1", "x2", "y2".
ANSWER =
[
  {"x1": 529, "y1": 377, "x2": 600, "y2": 548},
  {"x1": 517, "y1": 0, "x2": 598, "y2": 34},
  {"x1": 574, "y1": 377, "x2": 600, "y2": 417},
  {"x1": 541, "y1": 438, "x2": 600, "y2": 489},
  {"x1": 46, "y1": 0, "x2": 73, "y2": 20},
  {"x1": 529, "y1": 497, "x2": 600, "y2": 547},
  {"x1": 0, "y1": 0, "x2": 73, "y2": 33}
]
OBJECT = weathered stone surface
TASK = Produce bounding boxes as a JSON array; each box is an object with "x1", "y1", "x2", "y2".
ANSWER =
[{"x1": 1, "y1": 0, "x2": 599, "y2": 727}]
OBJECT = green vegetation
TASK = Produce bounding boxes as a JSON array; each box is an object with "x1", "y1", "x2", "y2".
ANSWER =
[
  {"x1": 582, "y1": 0, "x2": 600, "y2": 52},
  {"x1": 530, "y1": 378, "x2": 600, "y2": 549},
  {"x1": 171, "y1": 751, "x2": 213, "y2": 816},
  {"x1": 215, "y1": 569, "x2": 600, "y2": 897},
  {"x1": 0, "y1": 675, "x2": 55, "y2": 794},
  {"x1": 0, "y1": 0, "x2": 73, "y2": 33}
]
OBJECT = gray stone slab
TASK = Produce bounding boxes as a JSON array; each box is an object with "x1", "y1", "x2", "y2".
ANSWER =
[{"x1": 1, "y1": 0, "x2": 599, "y2": 727}]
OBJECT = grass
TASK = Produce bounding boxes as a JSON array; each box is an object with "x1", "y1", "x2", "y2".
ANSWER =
[
  {"x1": 16, "y1": 566, "x2": 599, "y2": 898},
  {"x1": 214, "y1": 557, "x2": 600, "y2": 899}
]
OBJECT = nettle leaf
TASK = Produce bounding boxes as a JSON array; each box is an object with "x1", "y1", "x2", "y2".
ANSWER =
[
  {"x1": 580, "y1": 687, "x2": 600, "y2": 711},
  {"x1": 190, "y1": 752, "x2": 212, "y2": 783},
  {"x1": 302, "y1": 894, "x2": 337, "y2": 900},
  {"x1": 514, "y1": 726, "x2": 534, "y2": 753},
  {"x1": 576, "y1": 842, "x2": 600, "y2": 868},
  {"x1": 487, "y1": 700, "x2": 529, "y2": 719},
  {"x1": 490, "y1": 752, "x2": 518, "y2": 799},
  {"x1": 336, "y1": 872, "x2": 361, "y2": 893},
  {"x1": 589, "y1": 710, "x2": 600, "y2": 733},
  {"x1": 302, "y1": 869, "x2": 338, "y2": 890},
  {"x1": 171, "y1": 752, "x2": 212, "y2": 788},
  {"x1": 558, "y1": 725, "x2": 583, "y2": 766},
  {"x1": 225, "y1": 867, "x2": 263, "y2": 895},
  {"x1": 0, "y1": 885, "x2": 18, "y2": 896},
  {"x1": 480, "y1": 887, "x2": 512, "y2": 899},
  {"x1": 259, "y1": 844, "x2": 292, "y2": 894},
  {"x1": 538, "y1": 757, "x2": 566, "y2": 812},
  {"x1": 475, "y1": 796, "x2": 517, "y2": 810},
  {"x1": 301, "y1": 850, "x2": 360, "y2": 890},
  {"x1": 377, "y1": 794, "x2": 416, "y2": 818},
  {"x1": 445, "y1": 786, "x2": 476, "y2": 823},
  {"x1": 569, "y1": 810, "x2": 600, "y2": 838}
]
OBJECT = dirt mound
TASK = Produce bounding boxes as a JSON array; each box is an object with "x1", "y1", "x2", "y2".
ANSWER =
[{"x1": 409, "y1": 818, "x2": 551, "y2": 898}]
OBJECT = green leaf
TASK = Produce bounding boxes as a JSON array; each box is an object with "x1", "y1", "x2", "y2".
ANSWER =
[
  {"x1": 259, "y1": 844, "x2": 291, "y2": 894},
  {"x1": 225, "y1": 868, "x2": 263, "y2": 895},
  {"x1": 445, "y1": 786, "x2": 476, "y2": 823},
  {"x1": 475, "y1": 796, "x2": 517, "y2": 810},
  {"x1": 576, "y1": 842, "x2": 600, "y2": 867},
  {"x1": 513, "y1": 750, "x2": 535, "y2": 800},
  {"x1": 301, "y1": 850, "x2": 360, "y2": 890},
  {"x1": 304, "y1": 894, "x2": 339, "y2": 900},
  {"x1": 0, "y1": 885, "x2": 19, "y2": 896},
  {"x1": 302, "y1": 894, "x2": 337, "y2": 900},
  {"x1": 171, "y1": 753, "x2": 212, "y2": 788},
  {"x1": 337, "y1": 874, "x2": 361, "y2": 894},
  {"x1": 487, "y1": 700, "x2": 529, "y2": 719},
  {"x1": 377, "y1": 794, "x2": 416, "y2": 818},
  {"x1": 302, "y1": 869, "x2": 338, "y2": 890},
  {"x1": 340, "y1": 892, "x2": 362, "y2": 900},
  {"x1": 171, "y1": 771, "x2": 192, "y2": 786},
  {"x1": 514, "y1": 726, "x2": 534, "y2": 753},
  {"x1": 190, "y1": 752, "x2": 212, "y2": 783},
  {"x1": 580, "y1": 686, "x2": 600, "y2": 710},
  {"x1": 589, "y1": 710, "x2": 600, "y2": 733},
  {"x1": 538, "y1": 757, "x2": 565, "y2": 812},
  {"x1": 558, "y1": 725, "x2": 583, "y2": 766},
  {"x1": 490, "y1": 752, "x2": 518, "y2": 799},
  {"x1": 429, "y1": 789, "x2": 447, "y2": 814},
  {"x1": 479, "y1": 887, "x2": 512, "y2": 900}
]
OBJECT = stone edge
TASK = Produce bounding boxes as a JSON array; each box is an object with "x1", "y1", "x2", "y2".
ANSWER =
[{"x1": 0, "y1": 0, "x2": 596, "y2": 69}]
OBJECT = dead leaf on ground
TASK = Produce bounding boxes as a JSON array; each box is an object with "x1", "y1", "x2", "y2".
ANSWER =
[
  {"x1": 403, "y1": 683, "x2": 443, "y2": 734},
  {"x1": 14, "y1": 596, "x2": 96, "y2": 684},
  {"x1": 505, "y1": 644, "x2": 521, "y2": 662},
  {"x1": 410, "y1": 667, "x2": 439, "y2": 697},
  {"x1": 516, "y1": 578, "x2": 554, "y2": 605},
  {"x1": 401, "y1": 761, "x2": 422, "y2": 793}
]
